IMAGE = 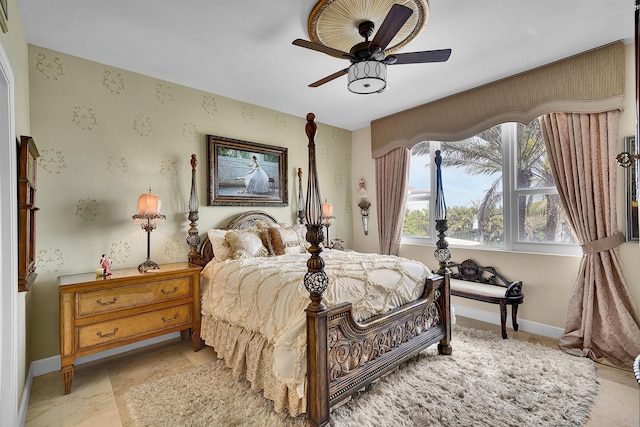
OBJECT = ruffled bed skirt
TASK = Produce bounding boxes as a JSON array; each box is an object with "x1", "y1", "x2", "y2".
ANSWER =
[{"x1": 201, "y1": 315, "x2": 306, "y2": 416}]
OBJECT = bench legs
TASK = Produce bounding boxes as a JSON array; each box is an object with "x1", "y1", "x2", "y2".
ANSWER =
[
  {"x1": 499, "y1": 302, "x2": 520, "y2": 339},
  {"x1": 512, "y1": 304, "x2": 519, "y2": 332},
  {"x1": 499, "y1": 302, "x2": 508, "y2": 339}
]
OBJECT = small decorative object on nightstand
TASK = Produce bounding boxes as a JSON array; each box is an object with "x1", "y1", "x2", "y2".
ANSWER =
[
  {"x1": 132, "y1": 188, "x2": 166, "y2": 272},
  {"x1": 98, "y1": 254, "x2": 112, "y2": 276}
]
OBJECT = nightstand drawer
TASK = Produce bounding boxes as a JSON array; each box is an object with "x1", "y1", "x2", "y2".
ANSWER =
[
  {"x1": 76, "y1": 303, "x2": 193, "y2": 351},
  {"x1": 76, "y1": 277, "x2": 193, "y2": 317}
]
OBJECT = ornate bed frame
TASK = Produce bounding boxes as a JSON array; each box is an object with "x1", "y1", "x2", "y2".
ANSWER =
[{"x1": 186, "y1": 114, "x2": 452, "y2": 427}]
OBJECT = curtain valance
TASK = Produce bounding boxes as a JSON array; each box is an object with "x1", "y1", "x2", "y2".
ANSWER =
[{"x1": 371, "y1": 42, "x2": 625, "y2": 158}]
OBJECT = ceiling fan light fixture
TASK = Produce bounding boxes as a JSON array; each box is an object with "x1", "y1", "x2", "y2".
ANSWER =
[{"x1": 347, "y1": 60, "x2": 387, "y2": 94}]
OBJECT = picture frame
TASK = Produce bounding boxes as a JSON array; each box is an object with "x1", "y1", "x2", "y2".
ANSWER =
[
  {"x1": 206, "y1": 135, "x2": 288, "y2": 207},
  {"x1": 0, "y1": 0, "x2": 7, "y2": 33},
  {"x1": 624, "y1": 135, "x2": 639, "y2": 241}
]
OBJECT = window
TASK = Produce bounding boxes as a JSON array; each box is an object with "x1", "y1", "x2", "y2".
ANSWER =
[{"x1": 402, "y1": 120, "x2": 578, "y2": 255}]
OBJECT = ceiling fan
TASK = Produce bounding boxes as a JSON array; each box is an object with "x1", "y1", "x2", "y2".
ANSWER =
[{"x1": 293, "y1": 3, "x2": 452, "y2": 94}]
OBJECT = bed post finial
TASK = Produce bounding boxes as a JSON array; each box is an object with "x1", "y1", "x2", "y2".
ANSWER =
[{"x1": 187, "y1": 154, "x2": 201, "y2": 265}]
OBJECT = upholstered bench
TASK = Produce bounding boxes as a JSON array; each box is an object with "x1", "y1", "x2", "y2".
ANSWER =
[{"x1": 448, "y1": 259, "x2": 524, "y2": 339}]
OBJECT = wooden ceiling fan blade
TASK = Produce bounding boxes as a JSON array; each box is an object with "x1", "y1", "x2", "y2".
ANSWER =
[
  {"x1": 370, "y1": 4, "x2": 413, "y2": 51},
  {"x1": 292, "y1": 39, "x2": 350, "y2": 59},
  {"x1": 391, "y1": 49, "x2": 452, "y2": 65},
  {"x1": 309, "y1": 68, "x2": 349, "y2": 87}
]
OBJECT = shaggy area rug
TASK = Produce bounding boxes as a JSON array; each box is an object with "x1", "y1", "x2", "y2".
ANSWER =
[{"x1": 125, "y1": 326, "x2": 598, "y2": 426}]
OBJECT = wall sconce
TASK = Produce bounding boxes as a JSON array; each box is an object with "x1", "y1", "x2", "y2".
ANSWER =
[
  {"x1": 132, "y1": 188, "x2": 166, "y2": 272},
  {"x1": 357, "y1": 178, "x2": 371, "y2": 235},
  {"x1": 321, "y1": 199, "x2": 335, "y2": 247},
  {"x1": 358, "y1": 198, "x2": 371, "y2": 235}
]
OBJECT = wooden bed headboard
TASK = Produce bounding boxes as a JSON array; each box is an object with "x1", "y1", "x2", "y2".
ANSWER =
[{"x1": 185, "y1": 153, "x2": 279, "y2": 267}]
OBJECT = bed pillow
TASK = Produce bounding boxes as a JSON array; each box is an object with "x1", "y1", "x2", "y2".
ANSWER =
[
  {"x1": 254, "y1": 219, "x2": 277, "y2": 255},
  {"x1": 225, "y1": 229, "x2": 269, "y2": 259},
  {"x1": 267, "y1": 224, "x2": 308, "y2": 255},
  {"x1": 207, "y1": 228, "x2": 232, "y2": 261}
]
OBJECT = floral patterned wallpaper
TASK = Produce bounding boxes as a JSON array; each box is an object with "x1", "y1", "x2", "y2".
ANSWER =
[{"x1": 28, "y1": 45, "x2": 352, "y2": 360}]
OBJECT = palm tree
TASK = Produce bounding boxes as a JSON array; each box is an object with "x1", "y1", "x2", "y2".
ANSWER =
[
  {"x1": 411, "y1": 120, "x2": 560, "y2": 243},
  {"x1": 442, "y1": 125, "x2": 503, "y2": 244}
]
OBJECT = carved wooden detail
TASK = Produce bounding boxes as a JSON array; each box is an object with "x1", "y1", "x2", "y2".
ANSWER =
[
  {"x1": 327, "y1": 297, "x2": 441, "y2": 384},
  {"x1": 319, "y1": 275, "x2": 450, "y2": 410}
]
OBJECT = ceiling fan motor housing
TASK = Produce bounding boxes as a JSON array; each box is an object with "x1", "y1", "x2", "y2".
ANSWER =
[{"x1": 350, "y1": 21, "x2": 385, "y2": 62}]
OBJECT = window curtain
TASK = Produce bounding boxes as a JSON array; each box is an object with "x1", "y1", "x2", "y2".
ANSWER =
[
  {"x1": 375, "y1": 147, "x2": 410, "y2": 255},
  {"x1": 539, "y1": 111, "x2": 640, "y2": 368}
]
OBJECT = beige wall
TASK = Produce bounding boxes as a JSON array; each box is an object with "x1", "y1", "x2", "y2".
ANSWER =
[
  {"x1": 0, "y1": 0, "x2": 32, "y2": 404},
  {"x1": 28, "y1": 45, "x2": 353, "y2": 360},
  {"x1": 351, "y1": 42, "x2": 640, "y2": 330}
]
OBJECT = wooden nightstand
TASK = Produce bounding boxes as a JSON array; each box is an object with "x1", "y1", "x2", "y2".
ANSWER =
[{"x1": 58, "y1": 262, "x2": 202, "y2": 394}]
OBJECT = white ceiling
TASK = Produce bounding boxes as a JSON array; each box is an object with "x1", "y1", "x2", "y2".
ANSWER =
[{"x1": 17, "y1": 0, "x2": 634, "y2": 131}]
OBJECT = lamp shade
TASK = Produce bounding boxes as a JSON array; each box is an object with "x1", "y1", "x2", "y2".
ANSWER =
[
  {"x1": 348, "y1": 61, "x2": 387, "y2": 94},
  {"x1": 322, "y1": 200, "x2": 333, "y2": 218},
  {"x1": 136, "y1": 188, "x2": 162, "y2": 217}
]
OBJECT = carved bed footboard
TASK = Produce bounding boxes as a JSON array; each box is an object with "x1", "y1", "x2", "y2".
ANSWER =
[{"x1": 307, "y1": 273, "x2": 451, "y2": 426}]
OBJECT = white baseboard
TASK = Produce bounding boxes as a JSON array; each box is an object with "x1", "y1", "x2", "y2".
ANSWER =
[
  {"x1": 453, "y1": 304, "x2": 564, "y2": 339},
  {"x1": 30, "y1": 332, "x2": 181, "y2": 378}
]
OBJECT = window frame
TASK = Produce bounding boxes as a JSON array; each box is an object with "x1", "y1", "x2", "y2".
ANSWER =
[{"x1": 401, "y1": 123, "x2": 581, "y2": 256}]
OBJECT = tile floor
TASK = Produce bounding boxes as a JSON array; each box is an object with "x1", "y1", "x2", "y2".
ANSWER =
[{"x1": 25, "y1": 317, "x2": 640, "y2": 426}]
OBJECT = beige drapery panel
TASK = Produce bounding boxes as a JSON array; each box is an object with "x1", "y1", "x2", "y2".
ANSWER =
[
  {"x1": 375, "y1": 147, "x2": 410, "y2": 255},
  {"x1": 539, "y1": 111, "x2": 640, "y2": 368},
  {"x1": 371, "y1": 42, "x2": 625, "y2": 159}
]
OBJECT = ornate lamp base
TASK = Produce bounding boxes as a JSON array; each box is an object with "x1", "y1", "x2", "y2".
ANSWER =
[{"x1": 138, "y1": 259, "x2": 160, "y2": 272}]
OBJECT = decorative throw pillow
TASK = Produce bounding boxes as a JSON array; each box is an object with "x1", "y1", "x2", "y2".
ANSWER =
[
  {"x1": 225, "y1": 229, "x2": 269, "y2": 259},
  {"x1": 254, "y1": 219, "x2": 278, "y2": 254},
  {"x1": 207, "y1": 228, "x2": 232, "y2": 261},
  {"x1": 267, "y1": 225, "x2": 307, "y2": 255}
]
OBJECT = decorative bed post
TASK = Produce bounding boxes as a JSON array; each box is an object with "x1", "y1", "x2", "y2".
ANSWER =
[
  {"x1": 303, "y1": 113, "x2": 331, "y2": 427},
  {"x1": 187, "y1": 154, "x2": 202, "y2": 266},
  {"x1": 433, "y1": 149, "x2": 452, "y2": 355}
]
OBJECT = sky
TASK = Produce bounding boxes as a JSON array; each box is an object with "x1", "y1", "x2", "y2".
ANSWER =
[{"x1": 408, "y1": 153, "x2": 500, "y2": 208}]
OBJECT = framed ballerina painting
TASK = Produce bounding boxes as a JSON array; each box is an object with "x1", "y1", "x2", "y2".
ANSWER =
[{"x1": 206, "y1": 135, "x2": 288, "y2": 207}]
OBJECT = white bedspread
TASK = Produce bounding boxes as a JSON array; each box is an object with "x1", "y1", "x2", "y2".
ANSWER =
[{"x1": 200, "y1": 250, "x2": 430, "y2": 397}]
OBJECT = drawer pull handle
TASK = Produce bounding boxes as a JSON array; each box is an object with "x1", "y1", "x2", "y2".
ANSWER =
[
  {"x1": 96, "y1": 328, "x2": 118, "y2": 338},
  {"x1": 96, "y1": 296, "x2": 119, "y2": 306},
  {"x1": 161, "y1": 287, "x2": 179, "y2": 295},
  {"x1": 162, "y1": 314, "x2": 179, "y2": 323}
]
